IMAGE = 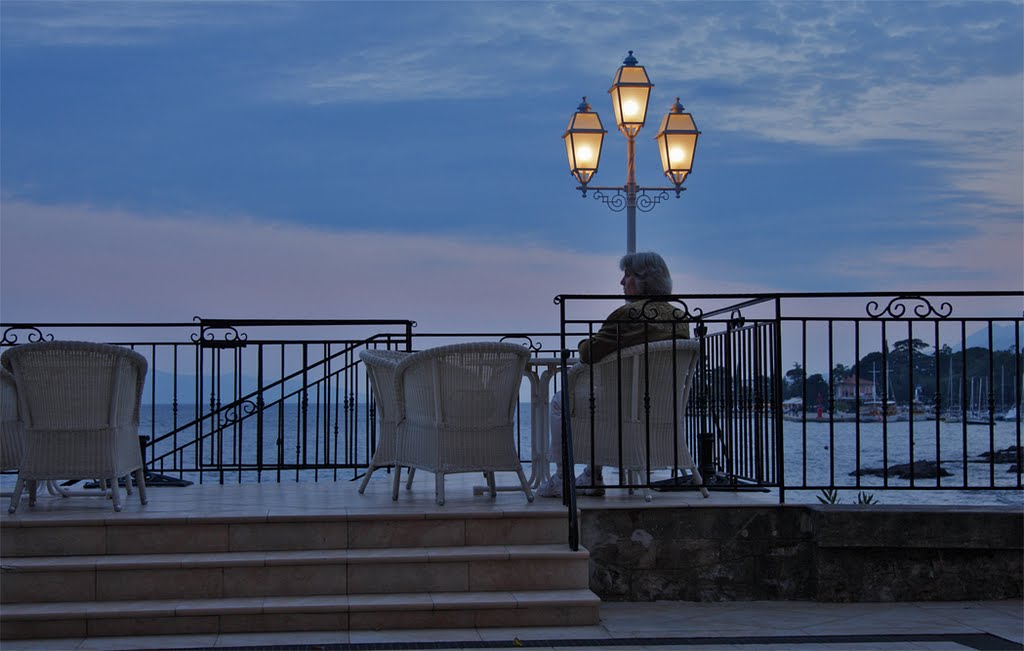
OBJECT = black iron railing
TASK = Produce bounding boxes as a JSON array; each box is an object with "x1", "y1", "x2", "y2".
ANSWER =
[
  {"x1": 1, "y1": 319, "x2": 417, "y2": 485},
  {"x1": 555, "y1": 291, "x2": 1023, "y2": 510},
  {"x1": 2, "y1": 292, "x2": 1022, "y2": 549}
]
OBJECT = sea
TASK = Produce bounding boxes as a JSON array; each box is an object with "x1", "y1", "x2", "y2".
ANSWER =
[{"x1": 3, "y1": 403, "x2": 1021, "y2": 507}]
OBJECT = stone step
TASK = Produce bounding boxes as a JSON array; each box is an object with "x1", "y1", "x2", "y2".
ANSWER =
[
  {"x1": 0, "y1": 509, "x2": 569, "y2": 557},
  {"x1": 2, "y1": 544, "x2": 590, "y2": 603},
  {"x1": 0, "y1": 589, "x2": 602, "y2": 639}
]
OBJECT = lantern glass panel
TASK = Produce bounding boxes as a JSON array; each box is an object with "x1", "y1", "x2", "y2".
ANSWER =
[
  {"x1": 563, "y1": 110, "x2": 605, "y2": 184},
  {"x1": 609, "y1": 66, "x2": 652, "y2": 131},
  {"x1": 655, "y1": 111, "x2": 699, "y2": 184}
]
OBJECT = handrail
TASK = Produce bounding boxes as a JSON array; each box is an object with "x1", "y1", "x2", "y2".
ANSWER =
[{"x1": 1, "y1": 292, "x2": 1019, "y2": 509}]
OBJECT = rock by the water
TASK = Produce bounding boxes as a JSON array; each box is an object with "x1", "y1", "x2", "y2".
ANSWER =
[
  {"x1": 1009, "y1": 464, "x2": 1021, "y2": 474},
  {"x1": 977, "y1": 446, "x2": 1022, "y2": 463},
  {"x1": 851, "y1": 460, "x2": 952, "y2": 479}
]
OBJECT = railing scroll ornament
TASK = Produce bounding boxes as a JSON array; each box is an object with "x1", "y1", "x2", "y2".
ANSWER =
[
  {"x1": 192, "y1": 317, "x2": 249, "y2": 349},
  {"x1": 865, "y1": 295, "x2": 954, "y2": 319},
  {"x1": 219, "y1": 399, "x2": 258, "y2": 426},
  {"x1": 727, "y1": 310, "x2": 746, "y2": 331},
  {"x1": 1, "y1": 326, "x2": 54, "y2": 345},
  {"x1": 500, "y1": 334, "x2": 543, "y2": 353}
]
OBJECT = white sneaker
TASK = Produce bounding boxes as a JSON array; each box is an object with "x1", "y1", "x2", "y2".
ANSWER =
[
  {"x1": 536, "y1": 473, "x2": 562, "y2": 498},
  {"x1": 575, "y1": 467, "x2": 605, "y2": 496}
]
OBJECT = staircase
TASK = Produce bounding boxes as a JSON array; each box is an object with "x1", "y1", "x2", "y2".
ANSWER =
[{"x1": 0, "y1": 507, "x2": 600, "y2": 639}]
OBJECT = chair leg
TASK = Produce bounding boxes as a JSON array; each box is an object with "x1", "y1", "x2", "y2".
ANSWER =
[
  {"x1": 28, "y1": 480, "x2": 38, "y2": 507},
  {"x1": 690, "y1": 463, "x2": 710, "y2": 499},
  {"x1": 486, "y1": 471, "x2": 497, "y2": 498},
  {"x1": 135, "y1": 467, "x2": 148, "y2": 505},
  {"x1": 110, "y1": 476, "x2": 123, "y2": 512},
  {"x1": 514, "y1": 465, "x2": 534, "y2": 503},
  {"x1": 435, "y1": 472, "x2": 445, "y2": 506},
  {"x1": 391, "y1": 465, "x2": 402, "y2": 501},
  {"x1": 358, "y1": 463, "x2": 377, "y2": 494},
  {"x1": 635, "y1": 470, "x2": 654, "y2": 502},
  {"x1": 7, "y1": 478, "x2": 25, "y2": 514},
  {"x1": 405, "y1": 467, "x2": 416, "y2": 490},
  {"x1": 679, "y1": 447, "x2": 711, "y2": 499}
]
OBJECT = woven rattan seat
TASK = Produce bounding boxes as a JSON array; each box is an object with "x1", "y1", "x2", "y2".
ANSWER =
[
  {"x1": 1, "y1": 367, "x2": 25, "y2": 475},
  {"x1": 566, "y1": 338, "x2": 709, "y2": 501},
  {"x1": 390, "y1": 342, "x2": 533, "y2": 506},
  {"x1": 358, "y1": 348, "x2": 414, "y2": 494},
  {"x1": 2, "y1": 341, "x2": 149, "y2": 513}
]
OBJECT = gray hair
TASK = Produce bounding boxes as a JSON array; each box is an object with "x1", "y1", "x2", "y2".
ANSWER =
[{"x1": 620, "y1": 251, "x2": 673, "y2": 295}]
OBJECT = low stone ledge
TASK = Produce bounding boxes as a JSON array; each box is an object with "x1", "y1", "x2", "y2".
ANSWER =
[
  {"x1": 579, "y1": 504, "x2": 1023, "y2": 602},
  {"x1": 809, "y1": 505, "x2": 1023, "y2": 550}
]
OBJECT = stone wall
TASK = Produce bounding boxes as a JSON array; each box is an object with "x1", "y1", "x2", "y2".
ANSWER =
[{"x1": 579, "y1": 504, "x2": 1023, "y2": 602}]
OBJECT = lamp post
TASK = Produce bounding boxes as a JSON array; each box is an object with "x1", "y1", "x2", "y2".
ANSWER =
[{"x1": 562, "y1": 51, "x2": 700, "y2": 254}]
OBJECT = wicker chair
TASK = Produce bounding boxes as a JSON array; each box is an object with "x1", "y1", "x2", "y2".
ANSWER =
[
  {"x1": 391, "y1": 342, "x2": 533, "y2": 506},
  {"x1": 1, "y1": 368, "x2": 25, "y2": 486},
  {"x1": 2, "y1": 341, "x2": 149, "y2": 513},
  {"x1": 566, "y1": 338, "x2": 709, "y2": 501},
  {"x1": 357, "y1": 348, "x2": 414, "y2": 494}
]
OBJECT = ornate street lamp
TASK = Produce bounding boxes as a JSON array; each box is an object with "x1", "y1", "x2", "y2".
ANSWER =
[
  {"x1": 608, "y1": 51, "x2": 653, "y2": 138},
  {"x1": 562, "y1": 97, "x2": 607, "y2": 187},
  {"x1": 564, "y1": 51, "x2": 700, "y2": 254},
  {"x1": 654, "y1": 98, "x2": 700, "y2": 188}
]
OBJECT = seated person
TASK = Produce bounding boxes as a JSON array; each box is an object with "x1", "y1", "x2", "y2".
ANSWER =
[{"x1": 538, "y1": 251, "x2": 689, "y2": 497}]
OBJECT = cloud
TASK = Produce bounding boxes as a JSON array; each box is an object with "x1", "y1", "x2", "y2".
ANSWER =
[
  {"x1": 0, "y1": 1, "x2": 292, "y2": 47},
  {"x1": 0, "y1": 198, "x2": 757, "y2": 333},
  {"x1": 258, "y1": 3, "x2": 1023, "y2": 210},
  {"x1": 708, "y1": 73, "x2": 1023, "y2": 210},
  {"x1": 829, "y1": 218, "x2": 1024, "y2": 290}
]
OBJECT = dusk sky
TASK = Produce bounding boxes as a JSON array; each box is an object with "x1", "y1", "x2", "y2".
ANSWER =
[{"x1": 1, "y1": 1, "x2": 1022, "y2": 335}]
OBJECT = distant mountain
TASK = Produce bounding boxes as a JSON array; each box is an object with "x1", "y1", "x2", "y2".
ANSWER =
[{"x1": 959, "y1": 323, "x2": 1023, "y2": 352}]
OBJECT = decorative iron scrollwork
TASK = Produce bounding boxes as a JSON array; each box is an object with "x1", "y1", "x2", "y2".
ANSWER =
[
  {"x1": 192, "y1": 318, "x2": 248, "y2": 349},
  {"x1": 499, "y1": 335, "x2": 543, "y2": 352},
  {"x1": 624, "y1": 299, "x2": 701, "y2": 323},
  {"x1": 1, "y1": 326, "x2": 54, "y2": 345},
  {"x1": 592, "y1": 189, "x2": 626, "y2": 212},
  {"x1": 590, "y1": 189, "x2": 673, "y2": 213},
  {"x1": 727, "y1": 310, "x2": 746, "y2": 330},
  {"x1": 865, "y1": 296, "x2": 953, "y2": 319},
  {"x1": 219, "y1": 399, "x2": 258, "y2": 426},
  {"x1": 668, "y1": 299, "x2": 704, "y2": 322},
  {"x1": 635, "y1": 190, "x2": 671, "y2": 213},
  {"x1": 625, "y1": 300, "x2": 662, "y2": 321}
]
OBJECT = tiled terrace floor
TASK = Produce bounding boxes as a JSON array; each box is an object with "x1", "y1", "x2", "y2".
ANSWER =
[{"x1": 1, "y1": 469, "x2": 1021, "y2": 651}]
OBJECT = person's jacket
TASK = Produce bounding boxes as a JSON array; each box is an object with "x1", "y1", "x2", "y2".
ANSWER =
[{"x1": 578, "y1": 299, "x2": 691, "y2": 364}]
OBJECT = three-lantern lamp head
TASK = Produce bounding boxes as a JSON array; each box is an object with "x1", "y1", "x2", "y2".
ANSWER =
[{"x1": 563, "y1": 51, "x2": 699, "y2": 192}]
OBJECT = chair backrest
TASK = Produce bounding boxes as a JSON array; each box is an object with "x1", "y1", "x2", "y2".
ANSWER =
[
  {"x1": 359, "y1": 349, "x2": 409, "y2": 441},
  {"x1": 1, "y1": 367, "x2": 24, "y2": 471},
  {"x1": 567, "y1": 338, "x2": 700, "y2": 469},
  {"x1": 394, "y1": 342, "x2": 529, "y2": 429},
  {"x1": 0, "y1": 341, "x2": 148, "y2": 432}
]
